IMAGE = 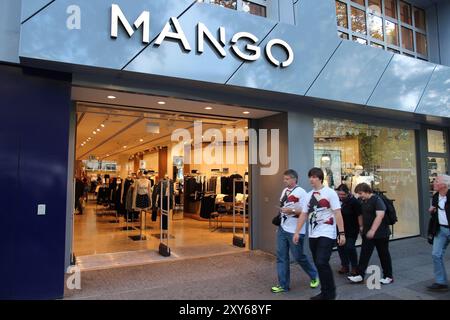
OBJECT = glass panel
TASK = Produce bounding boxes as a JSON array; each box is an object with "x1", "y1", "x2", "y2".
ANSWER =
[
  {"x1": 352, "y1": 0, "x2": 365, "y2": 6},
  {"x1": 401, "y1": 27, "x2": 414, "y2": 51},
  {"x1": 385, "y1": 0, "x2": 397, "y2": 19},
  {"x1": 400, "y1": 1, "x2": 412, "y2": 25},
  {"x1": 336, "y1": 1, "x2": 348, "y2": 28},
  {"x1": 353, "y1": 36, "x2": 368, "y2": 45},
  {"x1": 385, "y1": 20, "x2": 399, "y2": 46},
  {"x1": 369, "y1": 14, "x2": 384, "y2": 41},
  {"x1": 352, "y1": 6, "x2": 367, "y2": 35},
  {"x1": 416, "y1": 32, "x2": 427, "y2": 56},
  {"x1": 338, "y1": 31, "x2": 349, "y2": 40},
  {"x1": 371, "y1": 42, "x2": 384, "y2": 49},
  {"x1": 428, "y1": 157, "x2": 448, "y2": 197},
  {"x1": 209, "y1": 0, "x2": 237, "y2": 10},
  {"x1": 428, "y1": 130, "x2": 447, "y2": 153},
  {"x1": 368, "y1": 0, "x2": 382, "y2": 15},
  {"x1": 314, "y1": 119, "x2": 420, "y2": 239},
  {"x1": 242, "y1": 1, "x2": 266, "y2": 17},
  {"x1": 414, "y1": 7, "x2": 426, "y2": 30},
  {"x1": 403, "y1": 52, "x2": 414, "y2": 57}
]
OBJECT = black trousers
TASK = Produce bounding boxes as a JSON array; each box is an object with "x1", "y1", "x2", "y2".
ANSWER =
[
  {"x1": 309, "y1": 237, "x2": 336, "y2": 298},
  {"x1": 357, "y1": 236, "x2": 393, "y2": 278}
]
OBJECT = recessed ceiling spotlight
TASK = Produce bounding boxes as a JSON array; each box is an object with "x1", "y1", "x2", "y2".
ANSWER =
[
  {"x1": 158, "y1": 101, "x2": 166, "y2": 105},
  {"x1": 97, "y1": 128, "x2": 100, "y2": 132},
  {"x1": 107, "y1": 95, "x2": 116, "y2": 99},
  {"x1": 205, "y1": 107, "x2": 213, "y2": 110},
  {"x1": 101, "y1": 124, "x2": 105, "y2": 128},
  {"x1": 93, "y1": 131, "x2": 97, "y2": 135},
  {"x1": 140, "y1": 139, "x2": 144, "y2": 142},
  {"x1": 243, "y1": 111, "x2": 250, "y2": 115},
  {"x1": 123, "y1": 146, "x2": 127, "y2": 149}
]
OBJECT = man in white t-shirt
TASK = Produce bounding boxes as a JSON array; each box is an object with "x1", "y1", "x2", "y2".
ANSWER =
[
  {"x1": 271, "y1": 170, "x2": 319, "y2": 293},
  {"x1": 293, "y1": 167, "x2": 346, "y2": 300}
]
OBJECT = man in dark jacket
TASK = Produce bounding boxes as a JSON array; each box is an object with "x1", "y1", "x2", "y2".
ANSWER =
[{"x1": 428, "y1": 174, "x2": 450, "y2": 292}]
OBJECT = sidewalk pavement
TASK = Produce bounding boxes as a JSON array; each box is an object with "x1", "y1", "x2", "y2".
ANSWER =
[{"x1": 64, "y1": 237, "x2": 450, "y2": 300}]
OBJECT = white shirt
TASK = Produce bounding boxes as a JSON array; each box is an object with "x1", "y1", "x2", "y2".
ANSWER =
[
  {"x1": 280, "y1": 186, "x2": 307, "y2": 234},
  {"x1": 438, "y1": 195, "x2": 449, "y2": 226},
  {"x1": 302, "y1": 186, "x2": 341, "y2": 239}
]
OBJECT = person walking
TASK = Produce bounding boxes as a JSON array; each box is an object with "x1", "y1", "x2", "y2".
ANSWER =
[
  {"x1": 293, "y1": 168, "x2": 346, "y2": 300},
  {"x1": 271, "y1": 169, "x2": 319, "y2": 293},
  {"x1": 335, "y1": 184, "x2": 361, "y2": 276},
  {"x1": 348, "y1": 183, "x2": 393, "y2": 285},
  {"x1": 427, "y1": 174, "x2": 450, "y2": 292}
]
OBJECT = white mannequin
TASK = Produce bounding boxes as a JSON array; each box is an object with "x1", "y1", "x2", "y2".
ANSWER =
[{"x1": 351, "y1": 165, "x2": 374, "y2": 194}]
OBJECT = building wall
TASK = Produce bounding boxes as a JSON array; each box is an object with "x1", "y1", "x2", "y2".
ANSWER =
[
  {"x1": 0, "y1": 65, "x2": 72, "y2": 299},
  {"x1": 0, "y1": 0, "x2": 21, "y2": 63}
]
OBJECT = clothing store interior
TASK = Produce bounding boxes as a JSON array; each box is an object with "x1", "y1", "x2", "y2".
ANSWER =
[{"x1": 71, "y1": 87, "x2": 277, "y2": 269}]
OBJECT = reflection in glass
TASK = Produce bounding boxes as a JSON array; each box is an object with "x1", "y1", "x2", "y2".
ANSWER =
[
  {"x1": 336, "y1": 1, "x2": 348, "y2": 28},
  {"x1": 428, "y1": 157, "x2": 448, "y2": 197},
  {"x1": 414, "y1": 7, "x2": 426, "y2": 30},
  {"x1": 209, "y1": 0, "x2": 237, "y2": 9},
  {"x1": 369, "y1": 14, "x2": 384, "y2": 41},
  {"x1": 242, "y1": 1, "x2": 266, "y2": 17},
  {"x1": 428, "y1": 130, "x2": 447, "y2": 153},
  {"x1": 314, "y1": 119, "x2": 420, "y2": 239},
  {"x1": 351, "y1": 6, "x2": 367, "y2": 35},
  {"x1": 385, "y1": 20, "x2": 399, "y2": 46},
  {"x1": 368, "y1": 0, "x2": 382, "y2": 15},
  {"x1": 352, "y1": 0, "x2": 365, "y2": 6},
  {"x1": 385, "y1": 0, "x2": 397, "y2": 19},
  {"x1": 338, "y1": 31, "x2": 349, "y2": 40},
  {"x1": 353, "y1": 36, "x2": 367, "y2": 45},
  {"x1": 400, "y1": 1, "x2": 412, "y2": 25},
  {"x1": 416, "y1": 32, "x2": 427, "y2": 56},
  {"x1": 401, "y1": 27, "x2": 414, "y2": 51}
]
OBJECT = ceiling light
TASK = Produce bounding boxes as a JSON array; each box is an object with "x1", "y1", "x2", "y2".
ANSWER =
[
  {"x1": 158, "y1": 101, "x2": 166, "y2": 105},
  {"x1": 93, "y1": 131, "x2": 97, "y2": 135},
  {"x1": 205, "y1": 107, "x2": 213, "y2": 110},
  {"x1": 107, "y1": 95, "x2": 116, "y2": 99},
  {"x1": 140, "y1": 139, "x2": 144, "y2": 142},
  {"x1": 106, "y1": 154, "x2": 110, "y2": 157},
  {"x1": 243, "y1": 111, "x2": 250, "y2": 115},
  {"x1": 123, "y1": 146, "x2": 127, "y2": 149},
  {"x1": 97, "y1": 128, "x2": 100, "y2": 132},
  {"x1": 101, "y1": 124, "x2": 105, "y2": 128},
  {"x1": 245, "y1": 127, "x2": 248, "y2": 129}
]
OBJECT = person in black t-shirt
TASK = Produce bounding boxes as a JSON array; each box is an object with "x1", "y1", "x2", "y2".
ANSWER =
[
  {"x1": 335, "y1": 184, "x2": 361, "y2": 276},
  {"x1": 348, "y1": 183, "x2": 393, "y2": 285}
]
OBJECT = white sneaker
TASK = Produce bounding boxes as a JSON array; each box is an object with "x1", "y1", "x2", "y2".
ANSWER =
[
  {"x1": 347, "y1": 275, "x2": 364, "y2": 283},
  {"x1": 379, "y1": 277, "x2": 394, "y2": 285}
]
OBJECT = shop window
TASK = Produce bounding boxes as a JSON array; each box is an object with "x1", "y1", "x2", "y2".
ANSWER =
[
  {"x1": 368, "y1": 0, "x2": 382, "y2": 15},
  {"x1": 385, "y1": 20, "x2": 399, "y2": 46},
  {"x1": 428, "y1": 157, "x2": 449, "y2": 195},
  {"x1": 428, "y1": 130, "x2": 447, "y2": 153},
  {"x1": 242, "y1": 1, "x2": 266, "y2": 17},
  {"x1": 385, "y1": 0, "x2": 397, "y2": 19},
  {"x1": 387, "y1": 47, "x2": 400, "y2": 54},
  {"x1": 416, "y1": 32, "x2": 427, "y2": 56},
  {"x1": 351, "y1": 6, "x2": 367, "y2": 35},
  {"x1": 336, "y1": 1, "x2": 348, "y2": 28},
  {"x1": 314, "y1": 118, "x2": 420, "y2": 239},
  {"x1": 414, "y1": 7, "x2": 426, "y2": 30},
  {"x1": 401, "y1": 26, "x2": 414, "y2": 51},
  {"x1": 338, "y1": 31, "x2": 349, "y2": 40},
  {"x1": 369, "y1": 14, "x2": 384, "y2": 41},
  {"x1": 352, "y1": 0, "x2": 365, "y2": 6},
  {"x1": 400, "y1": 1, "x2": 412, "y2": 25},
  {"x1": 352, "y1": 35, "x2": 367, "y2": 45},
  {"x1": 208, "y1": 0, "x2": 237, "y2": 10}
]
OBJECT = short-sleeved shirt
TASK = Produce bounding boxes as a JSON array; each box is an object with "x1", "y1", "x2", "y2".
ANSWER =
[
  {"x1": 360, "y1": 195, "x2": 391, "y2": 239},
  {"x1": 280, "y1": 186, "x2": 308, "y2": 234},
  {"x1": 302, "y1": 186, "x2": 341, "y2": 239}
]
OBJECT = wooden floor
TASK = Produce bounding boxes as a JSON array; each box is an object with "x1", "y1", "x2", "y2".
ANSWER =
[{"x1": 73, "y1": 201, "x2": 248, "y2": 266}]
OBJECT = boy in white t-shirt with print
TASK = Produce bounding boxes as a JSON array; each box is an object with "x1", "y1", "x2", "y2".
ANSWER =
[{"x1": 293, "y1": 167, "x2": 346, "y2": 300}]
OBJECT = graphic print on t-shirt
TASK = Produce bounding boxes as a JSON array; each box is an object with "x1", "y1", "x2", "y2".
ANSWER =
[{"x1": 309, "y1": 192, "x2": 334, "y2": 229}]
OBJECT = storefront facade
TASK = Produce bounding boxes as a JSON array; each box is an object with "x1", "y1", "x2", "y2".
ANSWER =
[{"x1": 0, "y1": 0, "x2": 449, "y2": 299}]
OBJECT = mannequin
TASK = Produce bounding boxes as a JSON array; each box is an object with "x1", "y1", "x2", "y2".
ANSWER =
[
  {"x1": 320, "y1": 153, "x2": 335, "y2": 188},
  {"x1": 351, "y1": 165, "x2": 374, "y2": 194},
  {"x1": 132, "y1": 171, "x2": 152, "y2": 211}
]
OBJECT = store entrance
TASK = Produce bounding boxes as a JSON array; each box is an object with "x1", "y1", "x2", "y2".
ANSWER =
[{"x1": 70, "y1": 89, "x2": 275, "y2": 270}]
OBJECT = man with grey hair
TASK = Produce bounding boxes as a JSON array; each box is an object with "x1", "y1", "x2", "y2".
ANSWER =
[{"x1": 428, "y1": 174, "x2": 450, "y2": 292}]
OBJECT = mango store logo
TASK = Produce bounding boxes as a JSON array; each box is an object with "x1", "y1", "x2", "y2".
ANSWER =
[{"x1": 110, "y1": 4, "x2": 294, "y2": 68}]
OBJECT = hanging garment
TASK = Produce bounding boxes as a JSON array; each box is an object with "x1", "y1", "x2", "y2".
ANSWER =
[
  {"x1": 132, "y1": 178, "x2": 152, "y2": 210},
  {"x1": 200, "y1": 194, "x2": 217, "y2": 219}
]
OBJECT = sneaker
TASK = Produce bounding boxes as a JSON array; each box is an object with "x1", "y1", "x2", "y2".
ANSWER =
[
  {"x1": 379, "y1": 277, "x2": 394, "y2": 285},
  {"x1": 310, "y1": 278, "x2": 320, "y2": 289},
  {"x1": 427, "y1": 283, "x2": 449, "y2": 292},
  {"x1": 338, "y1": 266, "x2": 349, "y2": 274},
  {"x1": 347, "y1": 275, "x2": 364, "y2": 283},
  {"x1": 271, "y1": 285, "x2": 288, "y2": 293}
]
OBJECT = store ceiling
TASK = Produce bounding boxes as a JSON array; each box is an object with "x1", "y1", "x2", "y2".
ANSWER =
[{"x1": 76, "y1": 104, "x2": 249, "y2": 162}]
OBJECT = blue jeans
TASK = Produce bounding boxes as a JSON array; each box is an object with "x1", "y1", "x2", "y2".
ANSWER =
[
  {"x1": 276, "y1": 227, "x2": 318, "y2": 290},
  {"x1": 432, "y1": 227, "x2": 450, "y2": 285}
]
